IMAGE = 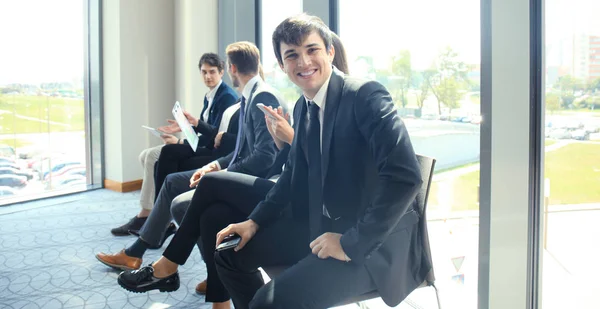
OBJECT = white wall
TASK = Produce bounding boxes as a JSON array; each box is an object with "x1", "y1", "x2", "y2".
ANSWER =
[
  {"x1": 175, "y1": 0, "x2": 219, "y2": 118},
  {"x1": 103, "y1": 0, "x2": 175, "y2": 183},
  {"x1": 103, "y1": 0, "x2": 218, "y2": 183}
]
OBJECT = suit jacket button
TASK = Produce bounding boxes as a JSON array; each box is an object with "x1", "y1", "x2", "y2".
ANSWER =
[{"x1": 365, "y1": 254, "x2": 371, "y2": 260}]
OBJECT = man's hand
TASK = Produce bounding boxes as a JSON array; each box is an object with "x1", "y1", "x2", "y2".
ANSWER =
[
  {"x1": 214, "y1": 132, "x2": 226, "y2": 148},
  {"x1": 264, "y1": 106, "x2": 294, "y2": 148},
  {"x1": 309, "y1": 232, "x2": 350, "y2": 262},
  {"x1": 158, "y1": 119, "x2": 181, "y2": 134},
  {"x1": 183, "y1": 110, "x2": 199, "y2": 127},
  {"x1": 189, "y1": 163, "x2": 219, "y2": 187},
  {"x1": 160, "y1": 134, "x2": 179, "y2": 145},
  {"x1": 216, "y1": 220, "x2": 260, "y2": 252}
]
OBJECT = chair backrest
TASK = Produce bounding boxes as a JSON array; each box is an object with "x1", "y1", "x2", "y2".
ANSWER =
[{"x1": 415, "y1": 154, "x2": 436, "y2": 286}]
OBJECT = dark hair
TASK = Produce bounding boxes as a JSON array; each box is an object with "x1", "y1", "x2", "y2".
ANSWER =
[
  {"x1": 272, "y1": 13, "x2": 333, "y2": 66},
  {"x1": 198, "y1": 53, "x2": 224, "y2": 72},
  {"x1": 225, "y1": 41, "x2": 260, "y2": 75},
  {"x1": 330, "y1": 32, "x2": 349, "y2": 74}
]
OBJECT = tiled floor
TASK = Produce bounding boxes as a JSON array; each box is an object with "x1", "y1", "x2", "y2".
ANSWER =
[{"x1": 0, "y1": 190, "x2": 212, "y2": 309}]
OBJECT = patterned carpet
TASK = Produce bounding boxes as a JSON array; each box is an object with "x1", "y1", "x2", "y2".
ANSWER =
[{"x1": 0, "y1": 189, "x2": 212, "y2": 309}]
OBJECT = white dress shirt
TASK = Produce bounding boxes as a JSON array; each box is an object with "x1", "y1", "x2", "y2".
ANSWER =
[{"x1": 203, "y1": 80, "x2": 222, "y2": 122}]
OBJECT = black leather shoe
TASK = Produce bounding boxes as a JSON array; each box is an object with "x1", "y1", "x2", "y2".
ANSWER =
[
  {"x1": 129, "y1": 222, "x2": 177, "y2": 249},
  {"x1": 118, "y1": 264, "x2": 180, "y2": 293},
  {"x1": 111, "y1": 216, "x2": 147, "y2": 236}
]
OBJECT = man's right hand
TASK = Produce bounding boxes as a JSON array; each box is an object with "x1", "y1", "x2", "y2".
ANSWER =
[
  {"x1": 158, "y1": 119, "x2": 181, "y2": 134},
  {"x1": 189, "y1": 163, "x2": 219, "y2": 187},
  {"x1": 214, "y1": 132, "x2": 226, "y2": 148},
  {"x1": 216, "y1": 220, "x2": 259, "y2": 252},
  {"x1": 183, "y1": 110, "x2": 199, "y2": 127},
  {"x1": 264, "y1": 106, "x2": 294, "y2": 149}
]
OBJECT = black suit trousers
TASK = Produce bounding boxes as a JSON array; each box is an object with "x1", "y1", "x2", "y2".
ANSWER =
[
  {"x1": 154, "y1": 143, "x2": 214, "y2": 200},
  {"x1": 214, "y1": 219, "x2": 377, "y2": 309},
  {"x1": 162, "y1": 172, "x2": 277, "y2": 302}
]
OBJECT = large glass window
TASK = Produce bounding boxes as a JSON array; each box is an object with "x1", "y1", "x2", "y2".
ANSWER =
[
  {"x1": 0, "y1": 0, "x2": 88, "y2": 204},
  {"x1": 340, "y1": 1, "x2": 480, "y2": 308},
  {"x1": 260, "y1": 0, "x2": 303, "y2": 110},
  {"x1": 542, "y1": 0, "x2": 600, "y2": 308}
]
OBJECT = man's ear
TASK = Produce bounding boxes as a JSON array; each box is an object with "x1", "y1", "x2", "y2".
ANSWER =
[
  {"x1": 279, "y1": 62, "x2": 286, "y2": 73},
  {"x1": 328, "y1": 45, "x2": 335, "y2": 63},
  {"x1": 230, "y1": 63, "x2": 238, "y2": 74}
]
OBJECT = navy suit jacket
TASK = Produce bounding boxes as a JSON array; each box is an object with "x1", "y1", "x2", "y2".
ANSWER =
[
  {"x1": 248, "y1": 68, "x2": 426, "y2": 306},
  {"x1": 217, "y1": 79, "x2": 284, "y2": 178},
  {"x1": 193, "y1": 82, "x2": 238, "y2": 148}
]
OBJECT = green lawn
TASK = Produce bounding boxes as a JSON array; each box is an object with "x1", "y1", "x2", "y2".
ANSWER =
[
  {"x1": 545, "y1": 143, "x2": 600, "y2": 205},
  {"x1": 428, "y1": 142, "x2": 600, "y2": 212},
  {"x1": 545, "y1": 140, "x2": 556, "y2": 147},
  {"x1": 0, "y1": 95, "x2": 85, "y2": 134}
]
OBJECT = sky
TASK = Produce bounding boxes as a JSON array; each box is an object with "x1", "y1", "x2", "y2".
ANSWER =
[
  {"x1": 1, "y1": 0, "x2": 599, "y2": 85},
  {"x1": 0, "y1": 0, "x2": 84, "y2": 86}
]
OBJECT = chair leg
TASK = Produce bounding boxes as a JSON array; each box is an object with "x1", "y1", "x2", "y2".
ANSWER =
[{"x1": 432, "y1": 283, "x2": 442, "y2": 309}]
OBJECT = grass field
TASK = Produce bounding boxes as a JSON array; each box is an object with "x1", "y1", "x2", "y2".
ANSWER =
[
  {"x1": 0, "y1": 95, "x2": 85, "y2": 134},
  {"x1": 428, "y1": 142, "x2": 600, "y2": 212}
]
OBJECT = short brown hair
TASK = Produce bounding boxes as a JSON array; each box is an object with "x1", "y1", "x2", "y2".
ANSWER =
[
  {"x1": 198, "y1": 53, "x2": 224, "y2": 72},
  {"x1": 225, "y1": 41, "x2": 260, "y2": 75},
  {"x1": 272, "y1": 14, "x2": 332, "y2": 66}
]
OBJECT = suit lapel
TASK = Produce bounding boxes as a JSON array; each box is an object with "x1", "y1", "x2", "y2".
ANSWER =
[
  {"x1": 209, "y1": 82, "x2": 226, "y2": 123},
  {"x1": 321, "y1": 69, "x2": 344, "y2": 184},
  {"x1": 239, "y1": 81, "x2": 260, "y2": 153}
]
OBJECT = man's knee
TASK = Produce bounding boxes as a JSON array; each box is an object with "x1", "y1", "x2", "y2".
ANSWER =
[
  {"x1": 249, "y1": 285, "x2": 288, "y2": 309},
  {"x1": 139, "y1": 149, "x2": 148, "y2": 165},
  {"x1": 170, "y1": 196, "x2": 190, "y2": 224}
]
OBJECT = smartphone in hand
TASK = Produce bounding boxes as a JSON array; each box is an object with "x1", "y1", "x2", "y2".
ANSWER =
[
  {"x1": 256, "y1": 103, "x2": 278, "y2": 121},
  {"x1": 216, "y1": 234, "x2": 241, "y2": 251}
]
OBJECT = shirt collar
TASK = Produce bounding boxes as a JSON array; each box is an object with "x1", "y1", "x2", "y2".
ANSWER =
[
  {"x1": 206, "y1": 80, "x2": 222, "y2": 101},
  {"x1": 304, "y1": 69, "x2": 332, "y2": 110},
  {"x1": 242, "y1": 75, "x2": 262, "y2": 102}
]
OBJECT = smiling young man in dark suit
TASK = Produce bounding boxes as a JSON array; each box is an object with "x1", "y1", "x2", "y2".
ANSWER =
[{"x1": 211, "y1": 14, "x2": 427, "y2": 309}]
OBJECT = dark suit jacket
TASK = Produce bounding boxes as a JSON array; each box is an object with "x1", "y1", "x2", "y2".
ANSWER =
[
  {"x1": 248, "y1": 69, "x2": 425, "y2": 306},
  {"x1": 192, "y1": 82, "x2": 238, "y2": 149},
  {"x1": 216, "y1": 79, "x2": 283, "y2": 178}
]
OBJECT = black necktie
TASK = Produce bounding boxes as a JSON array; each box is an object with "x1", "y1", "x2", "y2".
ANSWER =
[
  {"x1": 307, "y1": 101, "x2": 323, "y2": 239},
  {"x1": 229, "y1": 97, "x2": 246, "y2": 167},
  {"x1": 201, "y1": 96, "x2": 209, "y2": 122}
]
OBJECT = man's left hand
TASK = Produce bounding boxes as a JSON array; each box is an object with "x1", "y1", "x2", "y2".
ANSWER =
[{"x1": 309, "y1": 232, "x2": 350, "y2": 262}]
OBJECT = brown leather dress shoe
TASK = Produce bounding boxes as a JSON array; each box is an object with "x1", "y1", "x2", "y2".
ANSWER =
[
  {"x1": 95, "y1": 249, "x2": 142, "y2": 271},
  {"x1": 195, "y1": 279, "x2": 207, "y2": 295}
]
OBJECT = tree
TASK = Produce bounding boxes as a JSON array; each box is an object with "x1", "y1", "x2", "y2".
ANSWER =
[
  {"x1": 415, "y1": 69, "x2": 435, "y2": 117},
  {"x1": 391, "y1": 50, "x2": 412, "y2": 109},
  {"x1": 435, "y1": 77, "x2": 462, "y2": 113},
  {"x1": 556, "y1": 75, "x2": 582, "y2": 108},
  {"x1": 428, "y1": 47, "x2": 470, "y2": 114},
  {"x1": 589, "y1": 78, "x2": 600, "y2": 93},
  {"x1": 545, "y1": 93, "x2": 560, "y2": 114}
]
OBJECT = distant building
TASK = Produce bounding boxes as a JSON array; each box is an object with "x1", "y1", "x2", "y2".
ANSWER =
[{"x1": 589, "y1": 36, "x2": 600, "y2": 79}]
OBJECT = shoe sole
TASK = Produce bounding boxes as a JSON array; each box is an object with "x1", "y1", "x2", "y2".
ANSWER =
[
  {"x1": 117, "y1": 277, "x2": 179, "y2": 293},
  {"x1": 95, "y1": 255, "x2": 138, "y2": 271},
  {"x1": 111, "y1": 231, "x2": 133, "y2": 236}
]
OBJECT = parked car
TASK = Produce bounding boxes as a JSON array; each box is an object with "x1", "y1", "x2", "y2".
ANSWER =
[
  {"x1": 42, "y1": 161, "x2": 81, "y2": 179},
  {"x1": 571, "y1": 129, "x2": 589, "y2": 140},
  {"x1": 0, "y1": 157, "x2": 16, "y2": 165},
  {"x1": 0, "y1": 186, "x2": 17, "y2": 196},
  {"x1": 0, "y1": 167, "x2": 34, "y2": 180},
  {"x1": 0, "y1": 163, "x2": 20, "y2": 170},
  {"x1": 0, "y1": 175, "x2": 27, "y2": 188},
  {"x1": 44, "y1": 165, "x2": 85, "y2": 181},
  {"x1": 54, "y1": 174, "x2": 86, "y2": 187},
  {"x1": 0, "y1": 144, "x2": 16, "y2": 158},
  {"x1": 548, "y1": 128, "x2": 572, "y2": 139}
]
